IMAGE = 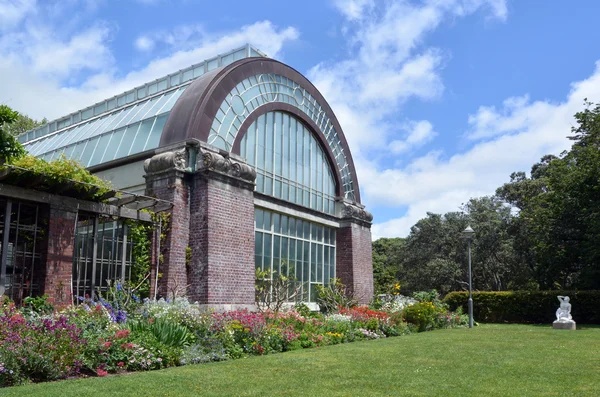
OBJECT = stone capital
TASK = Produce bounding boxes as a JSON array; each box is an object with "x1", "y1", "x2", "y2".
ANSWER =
[
  {"x1": 197, "y1": 149, "x2": 256, "y2": 184},
  {"x1": 340, "y1": 201, "x2": 373, "y2": 224},
  {"x1": 144, "y1": 148, "x2": 188, "y2": 174}
]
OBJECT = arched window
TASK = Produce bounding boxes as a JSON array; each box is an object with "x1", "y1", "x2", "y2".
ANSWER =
[
  {"x1": 240, "y1": 111, "x2": 337, "y2": 302},
  {"x1": 240, "y1": 111, "x2": 336, "y2": 215}
]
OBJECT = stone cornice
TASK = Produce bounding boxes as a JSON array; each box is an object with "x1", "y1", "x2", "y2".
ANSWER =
[
  {"x1": 341, "y1": 201, "x2": 373, "y2": 224},
  {"x1": 143, "y1": 148, "x2": 188, "y2": 174},
  {"x1": 197, "y1": 150, "x2": 256, "y2": 184}
]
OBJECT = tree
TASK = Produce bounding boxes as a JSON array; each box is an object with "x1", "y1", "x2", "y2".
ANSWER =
[
  {"x1": 495, "y1": 101, "x2": 600, "y2": 289},
  {"x1": 0, "y1": 109, "x2": 46, "y2": 137},
  {"x1": 400, "y1": 211, "x2": 468, "y2": 295},
  {"x1": 372, "y1": 237, "x2": 405, "y2": 294},
  {"x1": 0, "y1": 105, "x2": 26, "y2": 162}
]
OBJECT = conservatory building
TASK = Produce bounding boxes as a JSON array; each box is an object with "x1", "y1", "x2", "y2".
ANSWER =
[{"x1": 18, "y1": 45, "x2": 373, "y2": 309}]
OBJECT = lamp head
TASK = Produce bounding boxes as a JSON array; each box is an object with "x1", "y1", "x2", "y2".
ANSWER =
[{"x1": 462, "y1": 226, "x2": 475, "y2": 240}]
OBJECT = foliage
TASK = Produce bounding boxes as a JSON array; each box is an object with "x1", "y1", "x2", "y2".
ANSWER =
[
  {"x1": 21, "y1": 295, "x2": 54, "y2": 316},
  {"x1": 0, "y1": 292, "x2": 469, "y2": 387},
  {"x1": 126, "y1": 318, "x2": 194, "y2": 348},
  {"x1": 315, "y1": 278, "x2": 358, "y2": 314},
  {"x1": 372, "y1": 238, "x2": 405, "y2": 294},
  {"x1": 0, "y1": 304, "x2": 85, "y2": 386},
  {"x1": 0, "y1": 105, "x2": 26, "y2": 162},
  {"x1": 255, "y1": 267, "x2": 302, "y2": 313},
  {"x1": 378, "y1": 295, "x2": 417, "y2": 313},
  {"x1": 140, "y1": 298, "x2": 210, "y2": 335},
  {"x1": 412, "y1": 289, "x2": 445, "y2": 308},
  {"x1": 4, "y1": 155, "x2": 113, "y2": 201},
  {"x1": 127, "y1": 221, "x2": 153, "y2": 299},
  {"x1": 444, "y1": 290, "x2": 600, "y2": 324},
  {"x1": 5, "y1": 324, "x2": 600, "y2": 397},
  {"x1": 0, "y1": 109, "x2": 46, "y2": 137},
  {"x1": 371, "y1": 101, "x2": 600, "y2": 294},
  {"x1": 403, "y1": 301, "x2": 445, "y2": 332},
  {"x1": 180, "y1": 340, "x2": 228, "y2": 365}
]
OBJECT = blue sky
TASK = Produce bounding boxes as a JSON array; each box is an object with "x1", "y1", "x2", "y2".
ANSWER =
[{"x1": 1, "y1": 0, "x2": 600, "y2": 238}]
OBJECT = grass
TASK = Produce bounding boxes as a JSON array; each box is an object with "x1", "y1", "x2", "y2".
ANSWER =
[{"x1": 5, "y1": 324, "x2": 600, "y2": 396}]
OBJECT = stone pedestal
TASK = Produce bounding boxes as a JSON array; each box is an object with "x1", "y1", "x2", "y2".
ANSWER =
[{"x1": 553, "y1": 321, "x2": 576, "y2": 330}]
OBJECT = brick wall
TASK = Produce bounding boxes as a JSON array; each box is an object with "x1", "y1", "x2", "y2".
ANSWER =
[
  {"x1": 43, "y1": 206, "x2": 77, "y2": 305},
  {"x1": 145, "y1": 170, "x2": 190, "y2": 299},
  {"x1": 336, "y1": 221, "x2": 374, "y2": 304},
  {"x1": 188, "y1": 172, "x2": 255, "y2": 305}
]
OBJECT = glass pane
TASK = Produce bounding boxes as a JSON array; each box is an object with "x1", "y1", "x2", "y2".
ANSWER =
[
  {"x1": 88, "y1": 132, "x2": 113, "y2": 167},
  {"x1": 114, "y1": 123, "x2": 140, "y2": 159},
  {"x1": 144, "y1": 113, "x2": 168, "y2": 151},
  {"x1": 104, "y1": 127, "x2": 126, "y2": 162}
]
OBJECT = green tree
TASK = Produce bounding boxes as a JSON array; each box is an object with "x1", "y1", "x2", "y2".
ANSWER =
[
  {"x1": 496, "y1": 101, "x2": 600, "y2": 289},
  {"x1": 400, "y1": 211, "x2": 467, "y2": 295},
  {"x1": 0, "y1": 105, "x2": 26, "y2": 162},
  {"x1": 372, "y1": 237, "x2": 405, "y2": 294},
  {"x1": 1, "y1": 110, "x2": 46, "y2": 137}
]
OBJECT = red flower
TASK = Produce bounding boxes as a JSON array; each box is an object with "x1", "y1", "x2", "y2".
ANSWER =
[
  {"x1": 97, "y1": 368, "x2": 108, "y2": 377},
  {"x1": 103, "y1": 341, "x2": 112, "y2": 349},
  {"x1": 117, "y1": 362, "x2": 125, "y2": 368},
  {"x1": 115, "y1": 329, "x2": 130, "y2": 339}
]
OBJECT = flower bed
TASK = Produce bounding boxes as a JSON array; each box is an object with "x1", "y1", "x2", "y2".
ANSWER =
[{"x1": 0, "y1": 291, "x2": 467, "y2": 388}]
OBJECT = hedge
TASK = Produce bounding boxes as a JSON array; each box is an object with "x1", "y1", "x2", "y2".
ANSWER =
[{"x1": 443, "y1": 291, "x2": 600, "y2": 324}]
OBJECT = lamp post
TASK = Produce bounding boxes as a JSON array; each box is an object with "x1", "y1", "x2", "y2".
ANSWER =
[{"x1": 462, "y1": 226, "x2": 475, "y2": 328}]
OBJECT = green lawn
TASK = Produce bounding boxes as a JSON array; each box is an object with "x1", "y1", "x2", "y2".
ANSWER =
[{"x1": 6, "y1": 324, "x2": 600, "y2": 396}]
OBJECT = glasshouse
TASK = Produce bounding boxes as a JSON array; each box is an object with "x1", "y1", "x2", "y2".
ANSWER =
[{"x1": 12, "y1": 44, "x2": 373, "y2": 309}]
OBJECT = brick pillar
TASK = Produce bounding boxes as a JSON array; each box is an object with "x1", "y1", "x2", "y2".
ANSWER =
[
  {"x1": 144, "y1": 149, "x2": 190, "y2": 299},
  {"x1": 43, "y1": 205, "x2": 77, "y2": 305},
  {"x1": 336, "y1": 202, "x2": 374, "y2": 304},
  {"x1": 188, "y1": 150, "x2": 256, "y2": 309}
]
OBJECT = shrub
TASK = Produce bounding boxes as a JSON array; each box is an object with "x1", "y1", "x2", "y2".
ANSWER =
[
  {"x1": 403, "y1": 301, "x2": 445, "y2": 332},
  {"x1": 126, "y1": 318, "x2": 194, "y2": 348},
  {"x1": 316, "y1": 278, "x2": 358, "y2": 314},
  {"x1": 443, "y1": 290, "x2": 600, "y2": 324},
  {"x1": 140, "y1": 298, "x2": 211, "y2": 337},
  {"x1": 21, "y1": 295, "x2": 54, "y2": 316},
  {"x1": 0, "y1": 306, "x2": 85, "y2": 386},
  {"x1": 255, "y1": 267, "x2": 302, "y2": 313},
  {"x1": 180, "y1": 340, "x2": 228, "y2": 365}
]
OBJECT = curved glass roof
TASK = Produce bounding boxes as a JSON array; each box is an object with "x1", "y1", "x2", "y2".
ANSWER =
[{"x1": 20, "y1": 45, "x2": 266, "y2": 167}]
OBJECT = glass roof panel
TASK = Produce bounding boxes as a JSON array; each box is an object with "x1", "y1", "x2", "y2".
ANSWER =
[
  {"x1": 23, "y1": 84, "x2": 188, "y2": 166},
  {"x1": 88, "y1": 132, "x2": 114, "y2": 167},
  {"x1": 114, "y1": 122, "x2": 141, "y2": 159},
  {"x1": 143, "y1": 113, "x2": 169, "y2": 151},
  {"x1": 102, "y1": 127, "x2": 126, "y2": 163},
  {"x1": 20, "y1": 45, "x2": 269, "y2": 168}
]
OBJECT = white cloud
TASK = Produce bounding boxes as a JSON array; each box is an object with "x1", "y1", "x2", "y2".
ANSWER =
[
  {"x1": 309, "y1": 0, "x2": 507, "y2": 157},
  {"x1": 307, "y1": 0, "x2": 509, "y2": 238},
  {"x1": 333, "y1": 0, "x2": 374, "y2": 21},
  {"x1": 134, "y1": 35, "x2": 155, "y2": 52},
  {"x1": 371, "y1": 62, "x2": 600, "y2": 238},
  {"x1": 0, "y1": 15, "x2": 299, "y2": 120},
  {"x1": 0, "y1": 0, "x2": 36, "y2": 30},
  {"x1": 389, "y1": 120, "x2": 437, "y2": 154}
]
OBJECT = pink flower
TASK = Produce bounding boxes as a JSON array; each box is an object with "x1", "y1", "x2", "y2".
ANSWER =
[
  {"x1": 115, "y1": 329, "x2": 130, "y2": 339},
  {"x1": 117, "y1": 362, "x2": 125, "y2": 368},
  {"x1": 97, "y1": 368, "x2": 108, "y2": 377},
  {"x1": 102, "y1": 341, "x2": 112, "y2": 350}
]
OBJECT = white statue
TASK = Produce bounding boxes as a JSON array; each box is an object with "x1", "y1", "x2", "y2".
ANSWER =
[
  {"x1": 555, "y1": 296, "x2": 572, "y2": 322},
  {"x1": 553, "y1": 296, "x2": 575, "y2": 330}
]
